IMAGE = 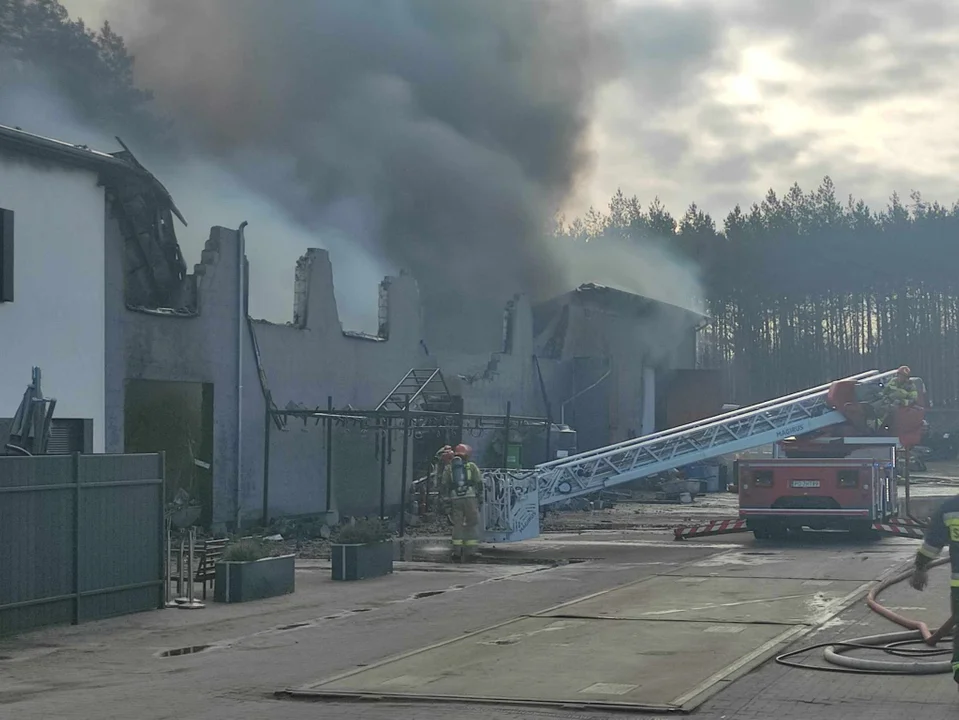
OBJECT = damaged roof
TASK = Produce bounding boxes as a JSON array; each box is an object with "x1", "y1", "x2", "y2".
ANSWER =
[
  {"x1": 569, "y1": 283, "x2": 706, "y2": 319},
  {"x1": 0, "y1": 124, "x2": 193, "y2": 310},
  {"x1": 0, "y1": 124, "x2": 186, "y2": 225}
]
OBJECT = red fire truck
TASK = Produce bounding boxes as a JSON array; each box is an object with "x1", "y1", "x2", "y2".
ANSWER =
[{"x1": 736, "y1": 376, "x2": 927, "y2": 540}]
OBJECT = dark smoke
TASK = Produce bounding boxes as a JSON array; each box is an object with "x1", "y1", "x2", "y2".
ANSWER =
[{"x1": 110, "y1": 0, "x2": 615, "y2": 350}]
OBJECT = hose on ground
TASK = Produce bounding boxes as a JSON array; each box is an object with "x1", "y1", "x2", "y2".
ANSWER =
[{"x1": 775, "y1": 556, "x2": 955, "y2": 675}]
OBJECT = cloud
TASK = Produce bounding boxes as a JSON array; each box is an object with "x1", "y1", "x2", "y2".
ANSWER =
[{"x1": 577, "y1": 0, "x2": 959, "y2": 220}]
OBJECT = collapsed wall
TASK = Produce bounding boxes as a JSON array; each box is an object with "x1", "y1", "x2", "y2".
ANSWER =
[{"x1": 107, "y1": 219, "x2": 700, "y2": 528}]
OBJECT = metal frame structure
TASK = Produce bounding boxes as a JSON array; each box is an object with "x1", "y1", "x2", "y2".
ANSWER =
[
  {"x1": 260, "y1": 398, "x2": 548, "y2": 535},
  {"x1": 375, "y1": 368, "x2": 453, "y2": 413}
]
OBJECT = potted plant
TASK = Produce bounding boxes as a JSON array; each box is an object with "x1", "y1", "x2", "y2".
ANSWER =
[
  {"x1": 331, "y1": 518, "x2": 393, "y2": 581},
  {"x1": 214, "y1": 538, "x2": 295, "y2": 603}
]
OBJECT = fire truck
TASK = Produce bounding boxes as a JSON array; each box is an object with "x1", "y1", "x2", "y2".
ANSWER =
[
  {"x1": 481, "y1": 369, "x2": 926, "y2": 543},
  {"x1": 735, "y1": 374, "x2": 925, "y2": 539}
]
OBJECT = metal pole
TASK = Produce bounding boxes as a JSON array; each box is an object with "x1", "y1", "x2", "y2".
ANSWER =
[
  {"x1": 159, "y1": 451, "x2": 167, "y2": 610},
  {"x1": 545, "y1": 410, "x2": 552, "y2": 463},
  {"x1": 177, "y1": 535, "x2": 186, "y2": 600},
  {"x1": 399, "y1": 398, "x2": 411, "y2": 537},
  {"x1": 188, "y1": 528, "x2": 196, "y2": 604},
  {"x1": 163, "y1": 517, "x2": 177, "y2": 607},
  {"x1": 502, "y1": 401, "x2": 512, "y2": 469},
  {"x1": 262, "y1": 391, "x2": 272, "y2": 528},
  {"x1": 379, "y1": 427, "x2": 387, "y2": 520},
  {"x1": 178, "y1": 527, "x2": 205, "y2": 609},
  {"x1": 325, "y1": 396, "x2": 333, "y2": 512},
  {"x1": 904, "y1": 447, "x2": 912, "y2": 518},
  {"x1": 235, "y1": 221, "x2": 248, "y2": 532}
]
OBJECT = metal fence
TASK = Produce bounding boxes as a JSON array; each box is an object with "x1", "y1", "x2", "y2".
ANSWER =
[{"x1": 0, "y1": 452, "x2": 165, "y2": 637}]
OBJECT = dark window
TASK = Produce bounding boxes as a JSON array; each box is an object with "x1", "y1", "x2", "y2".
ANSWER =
[
  {"x1": 837, "y1": 470, "x2": 859, "y2": 488},
  {"x1": 754, "y1": 470, "x2": 774, "y2": 486},
  {"x1": 0, "y1": 208, "x2": 12, "y2": 302}
]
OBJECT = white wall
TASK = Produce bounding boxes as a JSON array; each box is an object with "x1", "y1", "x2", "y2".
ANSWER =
[{"x1": 0, "y1": 154, "x2": 106, "y2": 451}]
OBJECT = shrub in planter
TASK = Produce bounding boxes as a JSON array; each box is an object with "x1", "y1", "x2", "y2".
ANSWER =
[
  {"x1": 331, "y1": 519, "x2": 393, "y2": 581},
  {"x1": 214, "y1": 539, "x2": 295, "y2": 603}
]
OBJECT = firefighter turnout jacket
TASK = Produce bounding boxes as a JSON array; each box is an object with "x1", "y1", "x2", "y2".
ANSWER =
[
  {"x1": 915, "y1": 494, "x2": 959, "y2": 582},
  {"x1": 441, "y1": 460, "x2": 484, "y2": 500},
  {"x1": 884, "y1": 377, "x2": 919, "y2": 407}
]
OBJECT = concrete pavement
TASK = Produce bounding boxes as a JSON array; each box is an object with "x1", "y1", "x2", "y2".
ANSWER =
[
  {"x1": 286, "y1": 538, "x2": 914, "y2": 712},
  {"x1": 0, "y1": 529, "x2": 934, "y2": 720},
  {"x1": 0, "y1": 533, "x2": 711, "y2": 719}
]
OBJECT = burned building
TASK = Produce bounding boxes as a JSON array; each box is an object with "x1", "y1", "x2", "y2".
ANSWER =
[{"x1": 0, "y1": 126, "x2": 709, "y2": 530}]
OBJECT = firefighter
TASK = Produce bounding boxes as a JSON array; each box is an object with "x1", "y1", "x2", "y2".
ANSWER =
[
  {"x1": 910, "y1": 494, "x2": 959, "y2": 691},
  {"x1": 430, "y1": 445, "x2": 455, "y2": 514},
  {"x1": 871, "y1": 366, "x2": 919, "y2": 430},
  {"x1": 441, "y1": 443, "x2": 484, "y2": 562}
]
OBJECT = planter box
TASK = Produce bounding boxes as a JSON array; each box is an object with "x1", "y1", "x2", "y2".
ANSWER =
[
  {"x1": 332, "y1": 541, "x2": 393, "y2": 581},
  {"x1": 214, "y1": 554, "x2": 295, "y2": 603}
]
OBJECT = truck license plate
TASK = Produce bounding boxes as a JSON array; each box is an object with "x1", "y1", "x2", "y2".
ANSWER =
[{"x1": 791, "y1": 480, "x2": 820, "y2": 488}]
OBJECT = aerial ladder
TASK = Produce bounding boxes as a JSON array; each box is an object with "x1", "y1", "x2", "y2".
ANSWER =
[{"x1": 482, "y1": 369, "x2": 919, "y2": 543}]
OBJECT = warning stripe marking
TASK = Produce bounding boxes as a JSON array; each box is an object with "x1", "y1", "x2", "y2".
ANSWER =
[{"x1": 673, "y1": 519, "x2": 748, "y2": 540}]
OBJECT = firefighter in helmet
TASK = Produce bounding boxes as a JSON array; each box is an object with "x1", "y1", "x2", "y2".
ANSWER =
[
  {"x1": 872, "y1": 366, "x2": 919, "y2": 430},
  {"x1": 440, "y1": 443, "x2": 484, "y2": 562}
]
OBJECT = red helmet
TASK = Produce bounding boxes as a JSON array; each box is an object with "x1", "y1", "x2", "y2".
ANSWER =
[
  {"x1": 898, "y1": 365, "x2": 911, "y2": 377},
  {"x1": 454, "y1": 443, "x2": 472, "y2": 458}
]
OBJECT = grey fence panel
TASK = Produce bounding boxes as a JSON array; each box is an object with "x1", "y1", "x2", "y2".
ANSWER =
[
  {"x1": 0, "y1": 452, "x2": 164, "y2": 637},
  {"x1": 77, "y1": 454, "x2": 164, "y2": 622},
  {"x1": 0, "y1": 456, "x2": 76, "y2": 636}
]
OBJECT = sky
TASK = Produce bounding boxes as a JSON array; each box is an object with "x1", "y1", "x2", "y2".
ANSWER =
[
  {"x1": 50, "y1": 0, "x2": 959, "y2": 327},
  {"x1": 61, "y1": 0, "x2": 959, "y2": 221}
]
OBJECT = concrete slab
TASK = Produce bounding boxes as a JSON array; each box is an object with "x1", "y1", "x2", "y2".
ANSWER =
[
  {"x1": 283, "y1": 548, "x2": 899, "y2": 712},
  {"x1": 538, "y1": 575, "x2": 868, "y2": 625},
  {"x1": 286, "y1": 615, "x2": 802, "y2": 712},
  {"x1": 664, "y1": 545, "x2": 914, "y2": 581}
]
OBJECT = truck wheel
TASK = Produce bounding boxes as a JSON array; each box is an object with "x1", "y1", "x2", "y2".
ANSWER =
[
  {"x1": 767, "y1": 524, "x2": 789, "y2": 541},
  {"x1": 751, "y1": 523, "x2": 771, "y2": 540}
]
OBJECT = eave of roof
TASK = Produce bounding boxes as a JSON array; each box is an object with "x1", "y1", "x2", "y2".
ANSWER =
[{"x1": 0, "y1": 124, "x2": 186, "y2": 226}]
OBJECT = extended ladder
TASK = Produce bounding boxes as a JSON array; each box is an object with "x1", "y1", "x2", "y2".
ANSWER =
[
  {"x1": 536, "y1": 369, "x2": 896, "y2": 505},
  {"x1": 482, "y1": 370, "x2": 898, "y2": 542}
]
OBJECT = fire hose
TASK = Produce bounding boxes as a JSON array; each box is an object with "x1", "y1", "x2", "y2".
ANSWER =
[{"x1": 776, "y1": 556, "x2": 955, "y2": 674}]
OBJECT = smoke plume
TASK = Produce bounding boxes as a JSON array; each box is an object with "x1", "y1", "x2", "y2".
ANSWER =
[{"x1": 87, "y1": 0, "x2": 614, "y2": 348}]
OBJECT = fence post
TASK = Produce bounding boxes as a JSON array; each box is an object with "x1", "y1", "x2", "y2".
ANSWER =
[
  {"x1": 72, "y1": 451, "x2": 81, "y2": 625},
  {"x1": 159, "y1": 451, "x2": 167, "y2": 610},
  {"x1": 325, "y1": 396, "x2": 333, "y2": 513},
  {"x1": 262, "y1": 391, "x2": 272, "y2": 528}
]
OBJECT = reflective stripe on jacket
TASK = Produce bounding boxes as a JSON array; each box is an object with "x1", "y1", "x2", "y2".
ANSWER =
[{"x1": 915, "y1": 494, "x2": 959, "y2": 585}]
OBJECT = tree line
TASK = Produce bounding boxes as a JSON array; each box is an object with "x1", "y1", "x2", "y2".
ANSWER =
[
  {"x1": 0, "y1": 0, "x2": 165, "y2": 144},
  {"x1": 8, "y1": 1, "x2": 959, "y2": 407},
  {"x1": 556, "y1": 180, "x2": 959, "y2": 408}
]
